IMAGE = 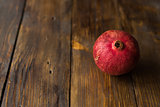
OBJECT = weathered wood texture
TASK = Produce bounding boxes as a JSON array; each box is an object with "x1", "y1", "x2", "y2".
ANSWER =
[
  {"x1": 118, "y1": 0, "x2": 160, "y2": 106},
  {"x1": 1, "y1": 0, "x2": 160, "y2": 106},
  {"x1": 71, "y1": 0, "x2": 137, "y2": 106},
  {"x1": 0, "y1": 0, "x2": 25, "y2": 100},
  {"x1": 1, "y1": 0, "x2": 71, "y2": 106}
]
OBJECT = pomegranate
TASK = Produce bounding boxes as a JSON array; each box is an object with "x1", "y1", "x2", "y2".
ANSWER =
[{"x1": 93, "y1": 30, "x2": 140, "y2": 75}]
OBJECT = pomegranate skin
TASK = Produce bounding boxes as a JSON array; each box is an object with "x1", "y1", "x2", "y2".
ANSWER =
[{"x1": 93, "y1": 30, "x2": 140, "y2": 75}]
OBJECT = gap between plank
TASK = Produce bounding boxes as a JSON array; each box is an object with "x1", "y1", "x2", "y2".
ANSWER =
[
  {"x1": 0, "y1": 0, "x2": 27, "y2": 105},
  {"x1": 69, "y1": 0, "x2": 73, "y2": 106},
  {"x1": 130, "y1": 74, "x2": 138, "y2": 107}
]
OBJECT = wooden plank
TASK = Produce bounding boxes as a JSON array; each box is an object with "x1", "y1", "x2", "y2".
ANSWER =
[
  {"x1": 118, "y1": 0, "x2": 160, "y2": 106},
  {"x1": 0, "y1": 0, "x2": 25, "y2": 100},
  {"x1": 1, "y1": 0, "x2": 71, "y2": 106},
  {"x1": 71, "y1": 0, "x2": 137, "y2": 106}
]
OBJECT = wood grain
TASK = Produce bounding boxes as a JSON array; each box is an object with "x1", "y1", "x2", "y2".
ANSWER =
[
  {"x1": 1, "y1": 0, "x2": 160, "y2": 106},
  {"x1": 118, "y1": 0, "x2": 160, "y2": 106},
  {"x1": 71, "y1": 0, "x2": 137, "y2": 106},
  {"x1": 0, "y1": 0, "x2": 25, "y2": 100},
  {"x1": 1, "y1": 0, "x2": 71, "y2": 106}
]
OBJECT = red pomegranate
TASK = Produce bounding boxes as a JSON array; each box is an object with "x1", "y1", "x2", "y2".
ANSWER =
[{"x1": 93, "y1": 30, "x2": 140, "y2": 75}]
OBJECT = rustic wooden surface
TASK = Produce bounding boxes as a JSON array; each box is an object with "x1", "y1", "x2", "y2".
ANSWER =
[
  {"x1": 71, "y1": 0, "x2": 137, "y2": 106},
  {"x1": 1, "y1": 0, "x2": 71, "y2": 106},
  {"x1": 0, "y1": 0, "x2": 160, "y2": 106},
  {"x1": 118, "y1": 0, "x2": 160, "y2": 106},
  {"x1": 0, "y1": 0, "x2": 25, "y2": 101}
]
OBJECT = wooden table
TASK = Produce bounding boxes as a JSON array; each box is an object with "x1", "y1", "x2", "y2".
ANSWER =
[{"x1": 0, "y1": 0, "x2": 160, "y2": 106}]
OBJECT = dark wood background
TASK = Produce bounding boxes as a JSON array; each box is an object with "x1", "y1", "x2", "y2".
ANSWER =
[{"x1": 0, "y1": 0, "x2": 160, "y2": 106}]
